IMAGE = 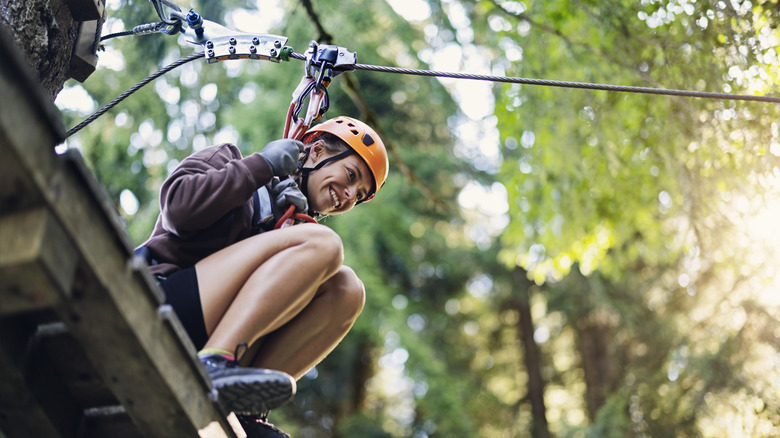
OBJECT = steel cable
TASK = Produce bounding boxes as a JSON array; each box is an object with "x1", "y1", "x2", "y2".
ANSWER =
[
  {"x1": 66, "y1": 48, "x2": 780, "y2": 139},
  {"x1": 65, "y1": 52, "x2": 204, "y2": 139},
  {"x1": 291, "y1": 51, "x2": 780, "y2": 104}
]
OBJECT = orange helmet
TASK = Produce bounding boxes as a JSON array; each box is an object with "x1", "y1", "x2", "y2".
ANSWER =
[{"x1": 304, "y1": 117, "x2": 389, "y2": 202}]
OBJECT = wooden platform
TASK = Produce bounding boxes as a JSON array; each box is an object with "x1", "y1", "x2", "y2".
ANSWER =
[{"x1": 0, "y1": 26, "x2": 237, "y2": 438}]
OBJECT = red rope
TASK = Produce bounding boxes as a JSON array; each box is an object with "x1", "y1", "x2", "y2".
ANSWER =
[
  {"x1": 282, "y1": 101, "x2": 295, "y2": 140},
  {"x1": 272, "y1": 73, "x2": 334, "y2": 229},
  {"x1": 274, "y1": 205, "x2": 317, "y2": 229}
]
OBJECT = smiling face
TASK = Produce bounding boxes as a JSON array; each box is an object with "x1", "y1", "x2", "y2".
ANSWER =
[{"x1": 304, "y1": 141, "x2": 373, "y2": 215}]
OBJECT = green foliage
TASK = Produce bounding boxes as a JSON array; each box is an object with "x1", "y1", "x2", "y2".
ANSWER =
[{"x1": 56, "y1": 0, "x2": 780, "y2": 436}]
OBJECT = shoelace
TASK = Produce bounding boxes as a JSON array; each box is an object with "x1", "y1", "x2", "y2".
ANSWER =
[{"x1": 232, "y1": 342, "x2": 249, "y2": 366}]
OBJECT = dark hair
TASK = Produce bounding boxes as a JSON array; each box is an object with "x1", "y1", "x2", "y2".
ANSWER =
[
  {"x1": 302, "y1": 132, "x2": 350, "y2": 156},
  {"x1": 293, "y1": 132, "x2": 350, "y2": 186}
]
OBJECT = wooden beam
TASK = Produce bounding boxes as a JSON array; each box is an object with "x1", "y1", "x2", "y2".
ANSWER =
[
  {"x1": 67, "y1": 0, "x2": 106, "y2": 83},
  {"x1": 0, "y1": 20, "x2": 236, "y2": 438},
  {"x1": 68, "y1": 19, "x2": 102, "y2": 83},
  {"x1": 0, "y1": 208, "x2": 76, "y2": 315}
]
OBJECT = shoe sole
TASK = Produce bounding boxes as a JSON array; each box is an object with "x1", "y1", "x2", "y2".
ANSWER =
[{"x1": 212, "y1": 373, "x2": 296, "y2": 416}]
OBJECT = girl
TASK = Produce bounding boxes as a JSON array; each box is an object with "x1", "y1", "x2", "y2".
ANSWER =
[{"x1": 136, "y1": 117, "x2": 388, "y2": 437}]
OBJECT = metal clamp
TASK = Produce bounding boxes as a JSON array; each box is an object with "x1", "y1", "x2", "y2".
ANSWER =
[
  {"x1": 183, "y1": 18, "x2": 288, "y2": 64},
  {"x1": 304, "y1": 41, "x2": 357, "y2": 80}
]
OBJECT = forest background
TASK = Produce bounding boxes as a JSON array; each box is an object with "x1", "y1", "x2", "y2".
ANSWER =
[{"x1": 55, "y1": 0, "x2": 780, "y2": 437}]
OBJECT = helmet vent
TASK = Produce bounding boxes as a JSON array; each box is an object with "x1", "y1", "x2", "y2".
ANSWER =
[
  {"x1": 362, "y1": 133, "x2": 375, "y2": 146},
  {"x1": 350, "y1": 129, "x2": 359, "y2": 135}
]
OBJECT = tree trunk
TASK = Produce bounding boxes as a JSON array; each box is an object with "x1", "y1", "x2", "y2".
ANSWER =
[
  {"x1": 576, "y1": 320, "x2": 616, "y2": 420},
  {"x1": 511, "y1": 268, "x2": 551, "y2": 438},
  {"x1": 561, "y1": 267, "x2": 621, "y2": 421},
  {"x1": 0, "y1": 0, "x2": 79, "y2": 100}
]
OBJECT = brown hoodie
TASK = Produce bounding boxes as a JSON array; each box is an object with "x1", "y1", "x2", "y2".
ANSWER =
[{"x1": 138, "y1": 143, "x2": 274, "y2": 277}]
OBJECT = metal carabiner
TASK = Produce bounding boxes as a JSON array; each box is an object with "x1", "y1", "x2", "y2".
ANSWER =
[{"x1": 284, "y1": 42, "x2": 355, "y2": 139}]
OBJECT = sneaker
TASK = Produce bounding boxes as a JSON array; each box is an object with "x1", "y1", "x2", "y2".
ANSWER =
[
  {"x1": 237, "y1": 413, "x2": 290, "y2": 438},
  {"x1": 200, "y1": 346, "x2": 296, "y2": 416}
]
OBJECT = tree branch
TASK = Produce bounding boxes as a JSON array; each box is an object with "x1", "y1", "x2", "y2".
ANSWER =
[
  {"x1": 339, "y1": 73, "x2": 450, "y2": 212},
  {"x1": 486, "y1": 0, "x2": 665, "y2": 89},
  {"x1": 298, "y1": 0, "x2": 450, "y2": 212},
  {"x1": 299, "y1": 0, "x2": 333, "y2": 44}
]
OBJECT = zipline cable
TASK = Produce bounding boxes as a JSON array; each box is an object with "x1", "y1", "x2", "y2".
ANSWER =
[
  {"x1": 66, "y1": 47, "x2": 780, "y2": 139},
  {"x1": 65, "y1": 52, "x2": 204, "y2": 139},
  {"x1": 289, "y1": 52, "x2": 780, "y2": 104}
]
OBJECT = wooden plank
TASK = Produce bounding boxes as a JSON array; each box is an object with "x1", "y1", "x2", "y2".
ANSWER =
[
  {"x1": 68, "y1": 20, "x2": 101, "y2": 83},
  {"x1": 32, "y1": 120, "x2": 234, "y2": 438},
  {"x1": 0, "y1": 208, "x2": 77, "y2": 315},
  {"x1": 0, "y1": 134, "x2": 45, "y2": 215},
  {"x1": 80, "y1": 406, "x2": 143, "y2": 438},
  {"x1": 68, "y1": 0, "x2": 106, "y2": 84},
  {"x1": 0, "y1": 24, "x2": 236, "y2": 438}
]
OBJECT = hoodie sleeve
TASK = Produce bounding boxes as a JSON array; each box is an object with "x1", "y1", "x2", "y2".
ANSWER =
[{"x1": 159, "y1": 144, "x2": 274, "y2": 237}]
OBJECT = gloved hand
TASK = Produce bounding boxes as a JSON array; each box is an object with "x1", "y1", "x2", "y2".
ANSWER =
[
  {"x1": 260, "y1": 139, "x2": 304, "y2": 177},
  {"x1": 270, "y1": 178, "x2": 308, "y2": 213}
]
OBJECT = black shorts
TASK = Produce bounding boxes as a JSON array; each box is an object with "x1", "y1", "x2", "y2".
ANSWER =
[{"x1": 158, "y1": 266, "x2": 209, "y2": 350}]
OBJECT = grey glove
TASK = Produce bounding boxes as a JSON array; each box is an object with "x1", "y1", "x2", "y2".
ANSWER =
[
  {"x1": 260, "y1": 139, "x2": 304, "y2": 177},
  {"x1": 270, "y1": 178, "x2": 308, "y2": 213}
]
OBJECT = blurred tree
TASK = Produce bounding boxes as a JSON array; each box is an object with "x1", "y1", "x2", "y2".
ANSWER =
[
  {"x1": 459, "y1": 0, "x2": 780, "y2": 436},
  {"x1": 56, "y1": 0, "x2": 780, "y2": 437}
]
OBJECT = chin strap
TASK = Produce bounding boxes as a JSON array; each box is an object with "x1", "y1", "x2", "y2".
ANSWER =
[{"x1": 296, "y1": 149, "x2": 355, "y2": 214}]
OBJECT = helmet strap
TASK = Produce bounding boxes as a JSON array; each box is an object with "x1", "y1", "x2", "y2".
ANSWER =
[{"x1": 298, "y1": 149, "x2": 355, "y2": 214}]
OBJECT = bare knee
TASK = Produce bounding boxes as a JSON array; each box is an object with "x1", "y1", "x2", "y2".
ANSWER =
[
  {"x1": 298, "y1": 224, "x2": 344, "y2": 274},
  {"x1": 321, "y1": 266, "x2": 366, "y2": 322}
]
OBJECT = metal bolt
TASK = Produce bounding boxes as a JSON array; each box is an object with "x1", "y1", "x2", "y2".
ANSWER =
[
  {"x1": 207, "y1": 50, "x2": 215, "y2": 57},
  {"x1": 274, "y1": 40, "x2": 281, "y2": 48},
  {"x1": 249, "y1": 46, "x2": 257, "y2": 54},
  {"x1": 229, "y1": 37, "x2": 237, "y2": 45},
  {"x1": 229, "y1": 46, "x2": 236, "y2": 54},
  {"x1": 252, "y1": 37, "x2": 260, "y2": 45},
  {"x1": 270, "y1": 48, "x2": 277, "y2": 57},
  {"x1": 206, "y1": 41, "x2": 213, "y2": 49}
]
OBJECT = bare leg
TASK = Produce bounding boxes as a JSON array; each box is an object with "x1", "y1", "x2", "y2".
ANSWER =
[
  {"x1": 195, "y1": 223, "x2": 344, "y2": 353},
  {"x1": 247, "y1": 265, "x2": 366, "y2": 379}
]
